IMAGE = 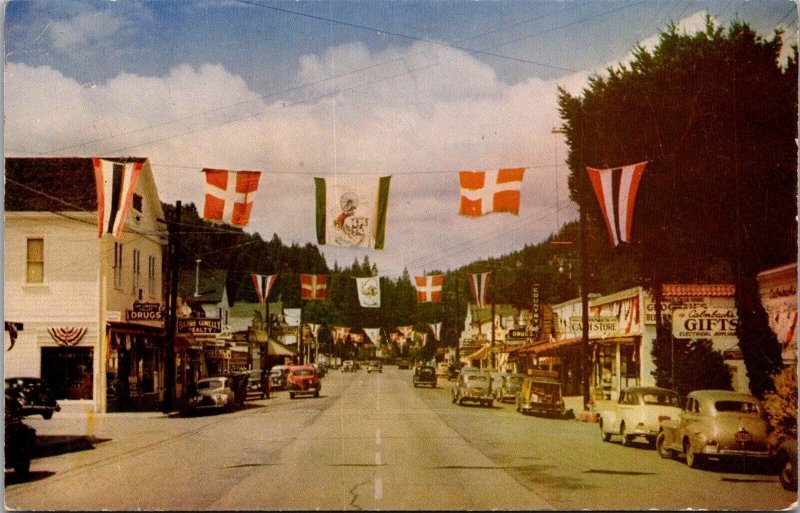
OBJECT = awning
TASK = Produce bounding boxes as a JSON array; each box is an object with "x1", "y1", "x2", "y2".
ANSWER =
[
  {"x1": 519, "y1": 336, "x2": 639, "y2": 356},
  {"x1": 107, "y1": 321, "x2": 165, "y2": 336},
  {"x1": 464, "y1": 345, "x2": 491, "y2": 360},
  {"x1": 267, "y1": 339, "x2": 295, "y2": 356}
]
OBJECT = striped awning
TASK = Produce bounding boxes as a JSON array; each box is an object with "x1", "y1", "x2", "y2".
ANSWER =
[{"x1": 464, "y1": 345, "x2": 491, "y2": 360}]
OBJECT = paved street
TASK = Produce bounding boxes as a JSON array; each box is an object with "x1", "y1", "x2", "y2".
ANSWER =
[{"x1": 6, "y1": 367, "x2": 796, "y2": 510}]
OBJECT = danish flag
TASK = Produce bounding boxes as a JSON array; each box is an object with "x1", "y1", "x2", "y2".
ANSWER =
[
  {"x1": 251, "y1": 273, "x2": 277, "y2": 304},
  {"x1": 202, "y1": 169, "x2": 261, "y2": 227},
  {"x1": 586, "y1": 162, "x2": 648, "y2": 246},
  {"x1": 459, "y1": 168, "x2": 526, "y2": 216},
  {"x1": 468, "y1": 272, "x2": 491, "y2": 309},
  {"x1": 415, "y1": 274, "x2": 444, "y2": 302},
  {"x1": 300, "y1": 274, "x2": 328, "y2": 300}
]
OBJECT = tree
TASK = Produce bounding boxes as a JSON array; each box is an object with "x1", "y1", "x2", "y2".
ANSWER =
[{"x1": 558, "y1": 18, "x2": 797, "y2": 397}]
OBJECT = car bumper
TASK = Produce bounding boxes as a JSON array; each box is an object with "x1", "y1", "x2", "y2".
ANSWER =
[{"x1": 521, "y1": 403, "x2": 566, "y2": 415}]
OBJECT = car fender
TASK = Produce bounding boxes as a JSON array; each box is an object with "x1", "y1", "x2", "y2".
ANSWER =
[
  {"x1": 600, "y1": 409, "x2": 620, "y2": 435},
  {"x1": 659, "y1": 420, "x2": 680, "y2": 451}
]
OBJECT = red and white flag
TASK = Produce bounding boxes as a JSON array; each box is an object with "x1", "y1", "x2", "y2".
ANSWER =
[
  {"x1": 251, "y1": 274, "x2": 277, "y2": 304},
  {"x1": 459, "y1": 168, "x2": 525, "y2": 216},
  {"x1": 397, "y1": 325, "x2": 413, "y2": 341},
  {"x1": 586, "y1": 162, "x2": 648, "y2": 246},
  {"x1": 93, "y1": 158, "x2": 143, "y2": 238},
  {"x1": 202, "y1": 169, "x2": 261, "y2": 227},
  {"x1": 308, "y1": 323, "x2": 322, "y2": 340},
  {"x1": 333, "y1": 326, "x2": 351, "y2": 343},
  {"x1": 469, "y1": 272, "x2": 491, "y2": 309},
  {"x1": 429, "y1": 322, "x2": 442, "y2": 342},
  {"x1": 300, "y1": 274, "x2": 328, "y2": 300},
  {"x1": 415, "y1": 274, "x2": 444, "y2": 302}
]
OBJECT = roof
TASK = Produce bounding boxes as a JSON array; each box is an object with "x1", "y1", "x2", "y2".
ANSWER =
[
  {"x1": 469, "y1": 304, "x2": 519, "y2": 324},
  {"x1": 179, "y1": 269, "x2": 228, "y2": 304},
  {"x1": 662, "y1": 284, "x2": 735, "y2": 297},
  {"x1": 5, "y1": 157, "x2": 147, "y2": 212}
]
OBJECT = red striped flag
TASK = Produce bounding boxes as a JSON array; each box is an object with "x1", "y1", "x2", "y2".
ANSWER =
[
  {"x1": 469, "y1": 272, "x2": 491, "y2": 309},
  {"x1": 459, "y1": 168, "x2": 525, "y2": 216},
  {"x1": 93, "y1": 158, "x2": 143, "y2": 238},
  {"x1": 251, "y1": 274, "x2": 277, "y2": 304},
  {"x1": 414, "y1": 275, "x2": 444, "y2": 302},
  {"x1": 586, "y1": 162, "x2": 648, "y2": 246},
  {"x1": 300, "y1": 274, "x2": 328, "y2": 300},
  {"x1": 203, "y1": 169, "x2": 261, "y2": 227}
]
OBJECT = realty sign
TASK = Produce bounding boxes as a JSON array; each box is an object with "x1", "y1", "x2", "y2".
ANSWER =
[{"x1": 178, "y1": 318, "x2": 222, "y2": 334}]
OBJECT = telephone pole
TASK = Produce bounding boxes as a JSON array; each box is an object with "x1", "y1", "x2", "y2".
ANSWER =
[{"x1": 163, "y1": 201, "x2": 181, "y2": 414}]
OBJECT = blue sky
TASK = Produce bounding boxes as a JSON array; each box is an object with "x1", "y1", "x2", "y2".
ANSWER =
[{"x1": 4, "y1": 0, "x2": 797, "y2": 277}]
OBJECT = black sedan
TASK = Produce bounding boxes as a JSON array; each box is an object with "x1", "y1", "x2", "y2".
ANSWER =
[
  {"x1": 5, "y1": 377, "x2": 60, "y2": 419},
  {"x1": 413, "y1": 366, "x2": 437, "y2": 388}
]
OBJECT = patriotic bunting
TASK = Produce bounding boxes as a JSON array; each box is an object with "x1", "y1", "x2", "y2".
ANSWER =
[
  {"x1": 429, "y1": 322, "x2": 442, "y2": 342},
  {"x1": 415, "y1": 275, "x2": 444, "y2": 302},
  {"x1": 468, "y1": 272, "x2": 491, "y2": 309},
  {"x1": 251, "y1": 273, "x2": 277, "y2": 304},
  {"x1": 315, "y1": 175, "x2": 392, "y2": 249},
  {"x1": 459, "y1": 168, "x2": 525, "y2": 216},
  {"x1": 363, "y1": 328, "x2": 381, "y2": 346},
  {"x1": 93, "y1": 158, "x2": 143, "y2": 238},
  {"x1": 355, "y1": 276, "x2": 381, "y2": 308},
  {"x1": 586, "y1": 162, "x2": 648, "y2": 246},
  {"x1": 202, "y1": 169, "x2": 261, "y2": 227},
  {"x1": 48, "y1": 326, "x2": 87, "y2": 347},
  {"x1": 350, "y1": 333, "x2": 365, "y2": 344},
  {"x1": 300, "y1": 274, "x2": 328, "y2": 300}
]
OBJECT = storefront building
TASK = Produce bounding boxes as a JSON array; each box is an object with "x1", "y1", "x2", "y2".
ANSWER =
[{"x1": 757, "y1": 262, "x2": 797, "y2": 366}]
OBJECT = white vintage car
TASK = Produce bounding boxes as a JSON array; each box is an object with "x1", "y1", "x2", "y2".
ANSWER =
[{"x1": 599, "y1": 386, "x2": 681, "y2": 446}]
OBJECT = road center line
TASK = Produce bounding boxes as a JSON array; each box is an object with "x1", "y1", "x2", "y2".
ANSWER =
[
  {"x1": 374, "y1": 477, "x2": 383, "y2": 500},
  {"x1": 376, "y1": 429, "x2": 381, "y2": 446},
  {"x1": 375, "y1": 451, "x2": 382, "y2": 466}
]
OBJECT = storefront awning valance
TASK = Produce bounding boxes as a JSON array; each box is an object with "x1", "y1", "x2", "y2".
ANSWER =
[
  {"x1": 267, "y1": 339, "x2": 295, "y2": 356},
  {"x1": 107, "y1": 321, "x2": 165, "y2": 336},
  {"x1": 464, "y1": 345, "x2": 491, "y2": 360},
  {"x1": 523, "y1": 337, "x2": 582, "y2": 356}
]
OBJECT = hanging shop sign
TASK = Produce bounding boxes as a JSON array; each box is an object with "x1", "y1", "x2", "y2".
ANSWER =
[
  {"x1": 530, "y1": 284, "x2": 541, "y2": 332},
  {"x1": 507, "y1": 328, "x2": 534, "y2": 340},
  {"x1": 127, "y1": 302, "x2": 163, "y2": 321},
  {"x1": 671, "y1": 308, "x2": 738, "y2": 339},
  {"x1": 207, "y1": 349, "x2": 231, "y2": 359},
  {"x1": 178, "y1": 318, "x2": 222, "y2": 334},
  {"x1": 569, "y1": 316, "x2": 619, "y2": 339}
]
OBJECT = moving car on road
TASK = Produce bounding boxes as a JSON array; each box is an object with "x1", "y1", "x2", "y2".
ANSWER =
[
  {"x1": 413, "y1": 365, "x2": 437, "y2": 387},
  {"x1": 495, "y1": 373, "x2": 526, "y2": 403},
  {"x1": 287, "y1": 365, "x2": 321, "y2": 399},
  {"x1": 367, "y1": 361, "x2": 383, "y2": 373},
  {"x1": 269, "y1": 365, "x2": 291, "y2": 390},
  {"x1": 515, "y1": 370, "x2": 569, "y2": 418},
  {"x1": 452, "y1": 372, "x2": 493, "y2": 407},
  {"x1": 397, "y1": 358, "x2": 410, "y2": 370},
  {"x1": 436, "y1": 362, "x2": 450, "y2": 378},
  {"x1": 599, "y1": 386, "x2": 681, "y2": 446},
  {"x1": 186, "y1": 376, "x2": 238, "y2": 413},
  {"x1": 656, "y1": 389, "x2": 771, "y2": 469},
  {"x1": 242, "y1": 370, "x2": 269, "y2": 399},
  {"x1": 5, "y1": 377, "x2": 61, "y2": 419},
  {"x1": 341, "y1": 360, "x2": 355, "y2": 372}
]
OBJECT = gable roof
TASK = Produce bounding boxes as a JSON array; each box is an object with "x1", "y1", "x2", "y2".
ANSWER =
[
  {"x1": 662, "y1": 284, "x2": 735, "y2": 297},
  {"x1": 5, "y1": 157, "x2": 148, "y2": 212}
]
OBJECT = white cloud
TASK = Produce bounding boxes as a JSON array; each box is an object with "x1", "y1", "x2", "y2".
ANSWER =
[{"x1": 48, "y1": 10, "x2": 123, "y2": 54}]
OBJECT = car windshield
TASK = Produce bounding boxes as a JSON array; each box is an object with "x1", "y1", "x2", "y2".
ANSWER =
[
  {"x1": 715, "y1": 400, "x2": 759, "y2": 414},
  {"x1": 293, "y1": 369, "x2": 314, "y2": 376},
  {"x1": 197, "y1": 379, "x2": 223, "y2": 390},
  {"x1": 467, "y1": 375, "x2": 488, "y2": 383},
  {"x1": 642, "y1": 392, "x2": 679, "y2": 406}
]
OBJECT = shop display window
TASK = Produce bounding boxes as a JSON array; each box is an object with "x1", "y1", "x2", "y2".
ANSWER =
[{"x1": 41, "y1": 346, "x2": 94, "y2": 400}]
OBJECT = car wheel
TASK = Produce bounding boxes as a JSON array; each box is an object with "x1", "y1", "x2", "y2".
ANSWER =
[
  {"x1": 655, "y1": 432, "x2": 674, "y2": 459},
  {"x1": 599, "y1": 419, "x2": 611, "y2": 442},
  {"x1": 14, "y1": 456, "x2": 31, "y2": 478},
  {"x1": 457, "y1": 397, "x2": 464, "y2": 406},
  {"x1": 487, "y1": 399, "x2": 493, "y2": 408},
  {"x1": 779, "y1": 451, "x2": 798, "y2": 491},
  {"x1": 620, "y1": 423, "x2": 632, "y2": 446},
  {"x1": 289, "y1": 393, "x2": 295, "y2": 399},
  {"x1": 314, "y1": 388, "x2": 320, "y2": 398},
  {"x1": 42, "y1": 410, "x2": 53, "y2": 420},
  {"x1": 684, "y1": 439, "x2": 702, "y2": 469}
]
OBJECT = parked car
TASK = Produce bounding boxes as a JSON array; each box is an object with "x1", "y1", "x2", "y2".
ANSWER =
[
  {"x1": 515, "y1": 370, "x2": 568, "y2": 418},
  {"x1": 489, "y1": 372, "x2": 504, "y2": 398},
  {"x1": 452, "y1": 372, "x2": 493, "y2": 407},
  {"x1": 413, "y1": 365, "x2": 437, "y2": 388},
  {"x1": 436, "y1": 362, "x2": 450, "y2": 378},
  {"x1": 774, "y1": 437, "x2": 798, "y2": 491},
  {"x1": 5, "y1": 377, "x2": 61, "y2": 419},
  {"x1": 269, "y1": 365, "x2": 291, "y2": 390},
  {"x1": 397, "y1": 358, "x2": 410, "y2": 370},
  {"x1": 186, "y1": 376, "x2": 238, "y2": 413},
  {"x1": 367, "y1": 361, "x2": 383, "y2": 373},
  {"x1": 495, "y1": 373, "x2": 526, "y2": 403},
  {"x1": 341, "y1": 360, "x2": 355, "y2": 373},
  {"x1": 312, "y1": 363, "x2": 327, "y2": 378},
  {"x1": 287, "y1": 365, "x2": 321, "y2": 399},
  {"x1": 599, "y1": 386, "x2": 681, "y2": 446},
  {"x1": 242, "y1": 370, "x2": 270, "y2": 399},
  {"x1": 656, "y1": 390, "x2": 771, "y2": 469},
  {"x1": 5, "y1": 393, "x2": 36, "y2": 477}
]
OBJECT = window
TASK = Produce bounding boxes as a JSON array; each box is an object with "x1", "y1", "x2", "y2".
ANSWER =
[
  {"x1": 113, "y1": 242, "x2": 124, "y2": 289},
  {"x1": 40, "y1": 346, "x2": 93, "y2": 400},
  {"x1": 26, "y1": 238, "x2": 44, "y2": 283},
  {"x1": 132, "y1": 193, "x2": 143, "y2": 213},
  {"x1": 147, "y1": 255, "x2": 156, "y2": 298},
  {"x1": 132, "y1": 248, "x2": 141, "y2": 294}
]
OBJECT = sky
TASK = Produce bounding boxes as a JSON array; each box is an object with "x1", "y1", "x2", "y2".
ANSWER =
[{"x1": 4, "y1": 0, "x2": 797, "y2": 278}]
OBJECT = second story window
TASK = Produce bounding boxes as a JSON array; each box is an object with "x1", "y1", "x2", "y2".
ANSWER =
[
  {"x1": 132, "y1": 248, "x2": 141, "y2": 295},
  {"x1": 113, "y1": 242, "x2": 123, "y2": 289},
  {"x1": 26, "y1": 238, "x2": 44, "y2": 283},
  {"x1": 148, "y1": 255, "x2": 156, "y2": 298}
]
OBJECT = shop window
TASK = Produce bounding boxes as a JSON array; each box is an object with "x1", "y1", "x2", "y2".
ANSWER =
[
  {"x1": 26, "y1": 238, "x2": 44, "y2": 283},
  {"x1": 41, "y1": 346, "x2": 93, "y2": 400}
]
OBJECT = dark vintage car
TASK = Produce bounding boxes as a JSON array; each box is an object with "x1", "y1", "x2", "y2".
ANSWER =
[
  {"x1": 495, "y1": 373, "x2": 526, "y2": 403},
  {"x1": 269, "y1": 365, "x2": 291, "y2": 390},
  {"x1": 656, "y1": 390, "x2": 771, "y2": 469},
  {"x1": 396, "y1": 359, "x2": 411, "y2": 370},
  {"x1": 5, "y1": 377, "x2": 61, "y2": 419},
  {"x1": 452, "y1": 371, "x2": 493, "y2": 407},
  {"x1": 242, "y1": 370, "x2": 270, "y2": 399},
  {"x1": 774, "y1": 437, "x2": 798, "y2": 491},
  {"x1": 185, "y1": 376, "x2": 238, "y2": 413},
  {"x1": 413, "y1": 365, "x2": 437, "y2": 388},
  {"x1": 367, "y1": 361, "x2": 383, "y2": 373},
  {"x1": 515, "y1": 370, "x2": 569, "y2": 418},
  {"x1": 287, "y1": 365, "x2": 321, "y2": 399},
  {"x1": 5, "y1": 393, "x2": 37, "y2": 477}
]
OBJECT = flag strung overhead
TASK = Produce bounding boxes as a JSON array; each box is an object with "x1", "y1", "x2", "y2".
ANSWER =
[
  {"x1": 333, "y1": 326, "x2": 351, "y2": 343},
  {"x1": 308, "y1": 323, "x2": 322, "y2": 340},
  {"x1": 459, "y1": 168, "x2": 525, "y2": 216},
  {"x1": 93, "y1": 158, "x2": 143, "y2": 238},
  {"x1": 397, "y1": 325, "x2": 413, "y2": 345},
  {"x1": 251, "y1": 274, "x2": 277, "y2": 304},
  {"x1": 355, "y1": 276, "x2": 381, "y2": 308},
  {"x1": 363, "y1": 328, "x2": 381, "y2": 346},
  {"x1": 586, "y1": 162, "x2": 648, "y2": 246},
  {"x1": 429, "y1": 322, "x2": 442, "y2": 342},
  {"x1": 315, "y1": 176, "x2": 391, "y2": 249},
  {"x1": 469, "y1": 272, "x2": 491, "y2": 309},
  {"x1": 415, "y1": 274, "x2": 444, "y2": 302},
  {"x1": 203, "y1": 169, "x2": 261, "y2": 227},
  {"x1": 300, "y1": 274, "x2": 328, "y2": 300}
]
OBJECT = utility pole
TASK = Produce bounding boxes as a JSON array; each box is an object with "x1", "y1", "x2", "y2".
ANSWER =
[
  {"x1": 163, "y1": 201, "x2": 181, "y2": 414},
  {"x1": 580, "y1": 202, "x2": 591, "y2": 410},
  {"x1": 454, "y1": 275, "x2": 460, "y2": 364}
]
